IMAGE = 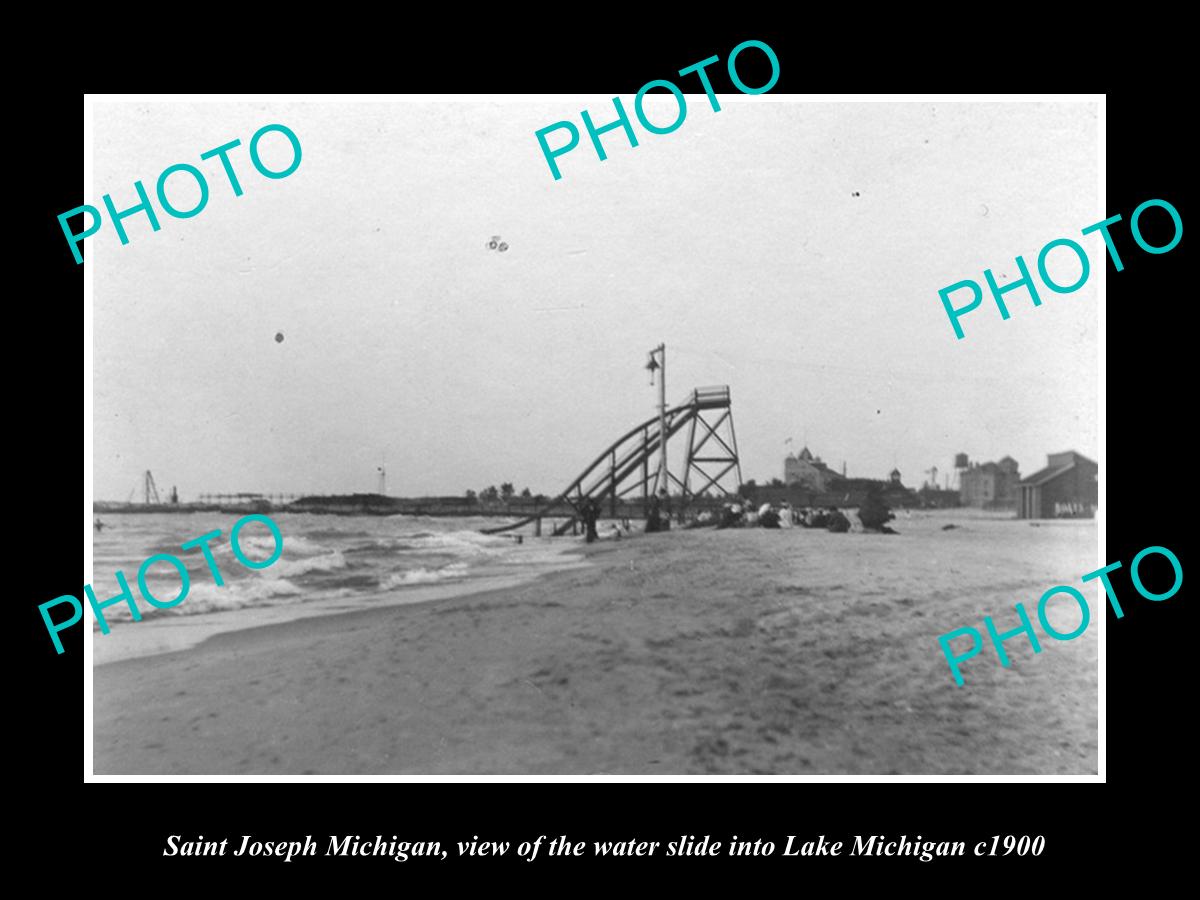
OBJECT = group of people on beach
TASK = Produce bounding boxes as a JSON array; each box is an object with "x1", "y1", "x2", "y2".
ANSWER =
[
  {"x1": 679, "y1": 494, "x2": 896, "y2": 534},
  {"x1": 791, "y1": 505, "x2": 854, "y2": 531},
  {"x1": 576, "y1": 489, "x2": 895, "y2": 541},
  {"x1": 701, "y1": 502, "x2": 852, "y2": 532}
]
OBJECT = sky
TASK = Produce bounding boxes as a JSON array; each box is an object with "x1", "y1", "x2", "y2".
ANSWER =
[{"x1": 90, "y1": 98, "x2": 1099, "y2": 501}]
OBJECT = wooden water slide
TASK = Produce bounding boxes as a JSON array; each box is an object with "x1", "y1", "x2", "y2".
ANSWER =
[{"x1": 481, "y1": 387, "x2": 741, "y2": 536}]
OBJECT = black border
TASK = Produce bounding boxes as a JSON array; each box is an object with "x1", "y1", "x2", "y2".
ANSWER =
[{"x1": 19, "y1": 22, "x2": 1190, "y2": 883}]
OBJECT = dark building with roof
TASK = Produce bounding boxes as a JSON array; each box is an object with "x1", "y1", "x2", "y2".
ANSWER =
[
  {"x1": 772, "y1": 450, "x2": 919, "y2": 509},
  {"x1": 1018, "y1": 451, "x2": 1098, "y2": 519},
  {"x1": 960, "y1": 456, "x2": 1021, "y2": 510}
]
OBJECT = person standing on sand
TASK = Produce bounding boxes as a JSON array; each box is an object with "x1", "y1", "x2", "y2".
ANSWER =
[
  {"x1": 582, "y1": 498, "x2": 600, "y2": 543},
  {"x1": 658, "y1": 489, "x2": 672, "y2": 531},
  {"x1": 645, "y1": 493, "x2": 662, "y2": 533}
]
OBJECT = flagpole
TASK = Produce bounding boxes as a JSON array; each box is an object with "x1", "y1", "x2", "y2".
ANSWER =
[
  {"x1": 658, "y1": 344, "x2": 667, "y2": 494},
  {"x1": 645, "y1": 344, "x2": 669, "y2": 496}
]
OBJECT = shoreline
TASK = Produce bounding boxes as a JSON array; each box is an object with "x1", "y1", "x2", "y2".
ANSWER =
[
  {"x1": 94, "y1": 549, "x2": 599, "y2": 667},
  {"x1": 91, "y1": 536, "x2": 590, "y2": 666},
  {"x1": 94, "y1": 517, "x2": 1098, "y2": 775}
]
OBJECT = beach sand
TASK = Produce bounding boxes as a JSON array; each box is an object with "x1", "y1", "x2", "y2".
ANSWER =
[{"x1": 94, "y1": 513, "x2": 1099, "y2": 775}]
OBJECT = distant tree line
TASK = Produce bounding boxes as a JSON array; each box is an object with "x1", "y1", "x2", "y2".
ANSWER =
[{"x1": 467, "y1": 484, "x2": 546, "y2": 505}]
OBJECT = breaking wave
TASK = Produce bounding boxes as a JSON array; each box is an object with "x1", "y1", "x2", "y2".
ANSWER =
[{"x1": 379, "y1": 563, "x2": 470, "y2": 589}]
